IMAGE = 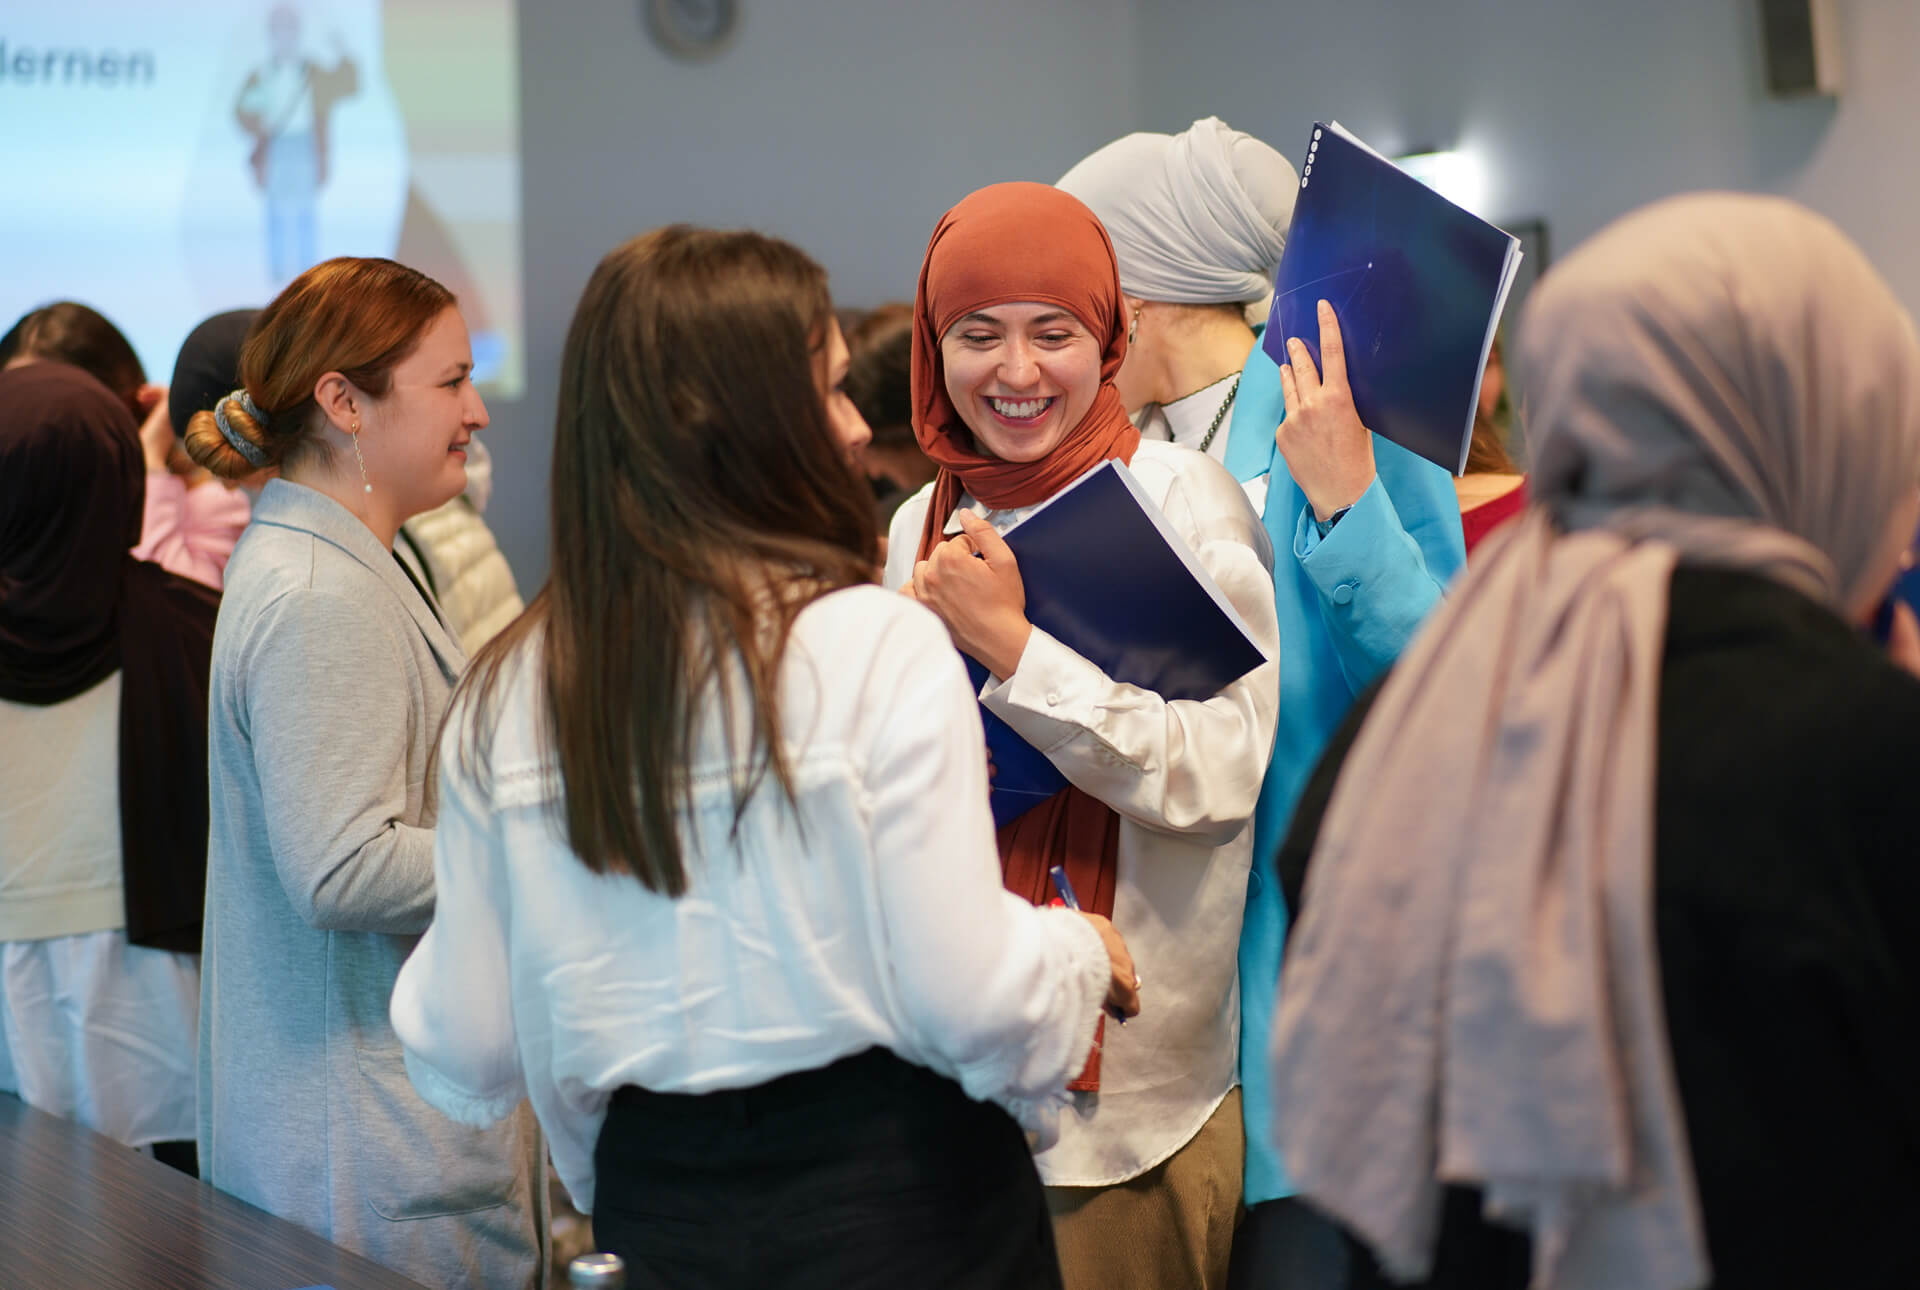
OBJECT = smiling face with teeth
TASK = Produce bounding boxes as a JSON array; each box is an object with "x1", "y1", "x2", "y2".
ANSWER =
[{"x1": 939, "y1": 301, "x2": 1103, "y2": 464}]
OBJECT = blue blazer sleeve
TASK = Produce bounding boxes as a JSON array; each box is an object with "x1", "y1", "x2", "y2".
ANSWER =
[
  {"x1": 1224, "y1": 342, "x2": 1464, "y2": 691},
  {"x1": 1219, "y1": 337, "x2": 1465, "y2": 1206},
  {"x1": 1290, "y1": 442, "x2": 1455, "y2": 692}
]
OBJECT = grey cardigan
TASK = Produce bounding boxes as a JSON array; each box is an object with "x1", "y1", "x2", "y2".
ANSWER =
[{"x1": 197, "y1": 481, "x2": 546, "y2": 1289}]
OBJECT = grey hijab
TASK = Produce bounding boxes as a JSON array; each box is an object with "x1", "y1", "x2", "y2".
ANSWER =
[
  {"x1": 1269, "y1": 193, "x2": 1920, "y2": 1290},
  {"x1": 1058, "y1": 116, "x2": 1297, "y2": 321}
]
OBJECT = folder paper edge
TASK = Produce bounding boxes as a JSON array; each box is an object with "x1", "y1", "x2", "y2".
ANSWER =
[{"x1": 1460, "y1": 244, "x2": 1525, "y2": 475}]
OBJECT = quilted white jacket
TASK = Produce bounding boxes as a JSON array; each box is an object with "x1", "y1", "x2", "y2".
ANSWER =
[{"x1": 397, "y1": 441, "x2": 524, "y2": 656}]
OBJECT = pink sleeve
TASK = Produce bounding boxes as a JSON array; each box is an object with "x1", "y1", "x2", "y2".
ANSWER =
[{"x1": 134, "y1": 474, "x2": 251, "y2": 589}]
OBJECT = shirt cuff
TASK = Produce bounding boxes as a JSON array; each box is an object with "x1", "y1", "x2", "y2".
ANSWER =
[
  {"x1": 979, "y1": 626, "x2": 1107, "y2": 752},
  {"x1": 400, "y1": 1044, "x2": 521, "y2": 1129},
  {"x1": 994, "y1": 906, "x2": 1110, "y2": 1152},
  {"x1": 1292, "y1": 474, "x2": 1408, "y2": 608}
]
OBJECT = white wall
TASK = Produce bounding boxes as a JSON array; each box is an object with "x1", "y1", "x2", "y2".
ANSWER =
[
  {"x1": 489, "y1": 0, "x2": 1920, "y2": 583},
  {"x1": 488, "y1": 0, "x2": 1142, "y2": 581},
  {"x1": 1137, "y1": 0, "x2": 1918, "y2": 312}
]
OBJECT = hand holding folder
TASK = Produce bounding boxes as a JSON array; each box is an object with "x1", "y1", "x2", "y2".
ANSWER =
[
  {"x1": 908, "y1": 509, "x2": 1032, "y2": 682},
  {"x1": 1275, "y1": 298, "x2": 1380, "y2": 522},
  {"x1": 1265, "y1": 120, "x2": 1523, "y2": 474},
  {"x1": 922, "y1": 461, "x2": 1271, "y2": 828}
]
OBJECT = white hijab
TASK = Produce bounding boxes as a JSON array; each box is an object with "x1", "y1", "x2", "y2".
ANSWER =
[
  {"x1": 1058, "y1": 117, "x2": 1297, "y2": 322},
  {"x1": 1270, "y1": 193, "x2": 1920, "y2": 1290}
]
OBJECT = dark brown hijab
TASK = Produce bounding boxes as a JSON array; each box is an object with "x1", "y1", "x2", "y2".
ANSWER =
[{"x1": 0, "y1": 363, "x2": 220, "y2": 951}]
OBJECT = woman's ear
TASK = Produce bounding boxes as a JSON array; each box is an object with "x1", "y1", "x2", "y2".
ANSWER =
[{"x1": 312, "y1": 371, "x2": 359, "y2": 434}]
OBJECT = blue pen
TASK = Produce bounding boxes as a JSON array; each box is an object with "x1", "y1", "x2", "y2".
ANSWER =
[{"x1": 1049, "y1": 865, "x2": 1127, "y2": 1025}]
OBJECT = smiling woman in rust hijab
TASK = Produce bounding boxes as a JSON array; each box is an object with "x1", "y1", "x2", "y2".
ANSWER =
[
  {"x1": 882, "y1": 182, "x2": 1281, "y2": 1290},
  {"x1": 0, "y1": 362, "x2": 219, "y2": 1172}
]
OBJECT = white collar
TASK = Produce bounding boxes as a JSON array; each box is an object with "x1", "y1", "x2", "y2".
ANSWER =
[{"x1": 1142, "y1": 373, "x2": 1239, "y2": 460}]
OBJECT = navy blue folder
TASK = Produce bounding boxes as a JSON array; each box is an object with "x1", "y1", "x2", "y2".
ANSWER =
[
  {"x1": 1263, "y1": 121, "x2": 1522, "y2": 475},
  {"x1": 1897, "y1": 556, "x2": 1920, "y2": 617},
  {"x1": 963, "y1": 461, "x2": 1270, "y2": 828},
  {"x1": 1870, "y1": 521, "x2": 1920, "y2": 643}
]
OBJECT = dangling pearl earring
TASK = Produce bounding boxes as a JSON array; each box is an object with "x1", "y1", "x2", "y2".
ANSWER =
[
  {"x1": 350, "y1": 420, "x2": 371, "y2": 494},
  {"x1": 1127, "y1": 311, "x2": 1140, "y2": 346}
]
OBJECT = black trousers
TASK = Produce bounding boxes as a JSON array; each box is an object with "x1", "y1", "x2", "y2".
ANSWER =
[{"x1": 593, "y1": 1047, "x2": 1064, "y2": 1290}]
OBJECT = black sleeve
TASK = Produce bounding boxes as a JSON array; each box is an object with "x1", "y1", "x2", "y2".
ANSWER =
[
  {"x1": 1836, "y1": 661, "x2": 1920, "y2": 1150},
  {"x1": 1275, "y1": 674, "x2": 1389, "y2": 921}
]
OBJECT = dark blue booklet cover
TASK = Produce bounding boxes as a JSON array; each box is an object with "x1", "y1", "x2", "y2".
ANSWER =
[
  {"x1": 964, "y1": 460, "x2": 1270, "y2": 827},
  {"x1": 1870, "y1": 521, "x2": 1920, "y2": 643},
  {"x1": 1263, "y1": 121, "x2": 1522, "y2": 474}
]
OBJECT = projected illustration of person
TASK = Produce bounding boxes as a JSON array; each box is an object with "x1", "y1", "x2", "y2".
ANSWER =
[{"x1": 234, "y1": 6, "x2": 359, "y2": 283}]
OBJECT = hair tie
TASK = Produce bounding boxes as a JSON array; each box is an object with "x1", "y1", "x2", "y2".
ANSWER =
[{"x1": 212, "y1": 389, "x2": 273, "y2": 469}]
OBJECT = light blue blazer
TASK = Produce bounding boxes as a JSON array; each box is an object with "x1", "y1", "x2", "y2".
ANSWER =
[{"x1": 1221, "y1": 341, "x2": 1465, "y2": 1204}]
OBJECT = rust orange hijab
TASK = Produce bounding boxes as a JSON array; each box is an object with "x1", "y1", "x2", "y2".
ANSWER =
[
  {"x1": 911, "y1": 182, "x2": 1138, "y2": 1086},
  {"x1": 912, "y1": 181, "x2": 1139, "y2": 555}
]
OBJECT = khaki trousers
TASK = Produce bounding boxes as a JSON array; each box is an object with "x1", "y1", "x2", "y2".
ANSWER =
[{"x1": 1046, "y1": 1088, "x2": 1245, "y2": 1290}]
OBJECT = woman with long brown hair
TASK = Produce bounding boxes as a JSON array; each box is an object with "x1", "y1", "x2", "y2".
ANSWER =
[
  {"x1": 191, "y1": 258, "x2": 545, "y2": 1288},
  {"x1": 391, "y1": 226, "x2": 1137, "y2": 1289}
]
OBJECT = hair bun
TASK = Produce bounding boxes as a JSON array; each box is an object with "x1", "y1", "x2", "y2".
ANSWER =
[
  {"x1": 211, "y1": 390, "x2": 274, "y2": 469},
  {"x1": 183, "y1": 391, "x2": 275, "y2": 479}
]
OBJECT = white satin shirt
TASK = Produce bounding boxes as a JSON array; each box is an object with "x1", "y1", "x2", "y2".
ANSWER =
[{"x1": 885, "y1": 439, "x2": 1282, "y2": 1186}]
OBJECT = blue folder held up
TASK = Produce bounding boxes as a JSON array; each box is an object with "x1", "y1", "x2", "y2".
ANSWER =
[
  {"x1": 1264, "y1": 120, "x2": 1522, "y2": 475},
  {"x1": 963, "y1": 460, "x2": 1270, "y2": 828}
]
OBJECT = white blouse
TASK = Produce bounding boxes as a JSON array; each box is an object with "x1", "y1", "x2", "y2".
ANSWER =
[
  {"x1": 1136, "y1": 379, "x2": 1272, "y2": 515},
  {"x1": 390, "y1": 585, "x2": 1110, "y2": 1214},
  {"x1": 1135, "y1": 372, "x2": 1239, "y2": 463},
  {"x1": 1, "y1": 672, "x2": 200, "y2": 1149},
  {"x1": 884, "y1": 439, "x2": 1281, "y2": 1186}
]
